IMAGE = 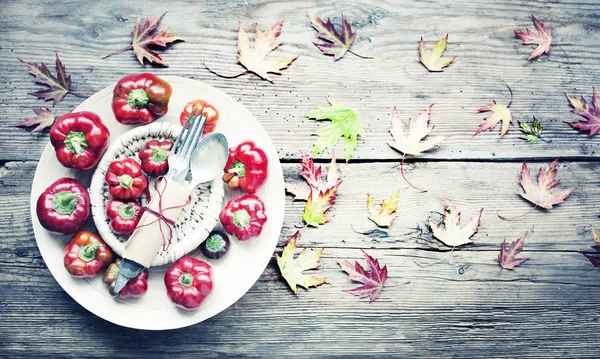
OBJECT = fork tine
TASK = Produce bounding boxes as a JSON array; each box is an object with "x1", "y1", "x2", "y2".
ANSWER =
[
  {"x1": 173, "y1": 109, "x2": 198, "y2": 154},
  {"x1": 180, "y1": 113, "x2": 207, "y2": 159}
]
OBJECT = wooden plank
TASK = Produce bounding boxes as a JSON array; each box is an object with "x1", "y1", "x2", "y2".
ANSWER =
[
  {"x1": 2, "y1": 160, "x2": 597, "y2": 253},
  {"x1": 1, "y1": 0, "x2": 600, "y2": 161}
]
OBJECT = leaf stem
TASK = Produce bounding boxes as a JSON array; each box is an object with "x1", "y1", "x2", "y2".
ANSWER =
[
  {"x1": 414, "y1": 246, "x2": 456, "y2": 267},
  {"x1": 497, "y1": 204, "x2": 538, "y2": 220},
  {"x1": 347, "y1": 50, "x2": 373, "y2": 60},
  {"x1": 401, "y1": 153, "x2": 426, "y2": 192},
  {"x1": 202, "y1": 57, "x2": 249, "y2": 79},
  {"x1": 499, "y1": 79, "x2": 513, "y2": 108},
  {"x1": 552, "y1": 41, "x2": 570, "y2": 64},
  {"x1": 101, "y1": 45, "x2": 133, "y2": 59},
  {"x1": 68, "y1": 91, "x2": 89, "y2": 98},
  {"x1": 539, "y1": 136, "x2": 552, "y2": 143}
]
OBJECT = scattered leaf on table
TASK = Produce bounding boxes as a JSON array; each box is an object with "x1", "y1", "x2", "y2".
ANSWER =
[
  {"x1": 306, "y1": 99, "x2": 366, "y2": 162},
  {"x1": 475, "y1": 101, "x2": 513, "y2": 139},
  {"x1": 307, "y1": 12, "x2": 371, "y2": 61},
  {"x1": 13, "y1": 108, "x2": 55, "y2": 132},
  {"x1": 519, "y1": 158, "x2": 577, "y2": 210},
  {"x1": 514, "y1": 15, "x2": 553, "y2": 61},
  {"x1": 285, "y1": 152, "x2": 341, "y2": 201},
  {"x1": 418, "y1": 34, "x2": 455, "y2": 72},
  {"x1": 583, "y1": 228, "x2": 600, "y2": 267},
  {"x1": 498, "y1": 232, "x2": 530, "y2": 270},
  {"x1": 103, "y1": 12, "x2": 182, "y2": 66},
  {"x1": 339, "y1": 250, "x2": 388, "y2": 302},
  {"x1": 566, "y1": 89, "x2": 600, "y2": 136},
  {"x1": 276, "y1": 231, "x2": 327, "y2": 294},
  {"x1": 367, "y1": 190, "x2": 401, "y2": 227},
  {"x1": 519, "y1": 118, "x2": 544, "y2": 143},
  {"x1": 302, "y1": 181, "x2": 342, "y2": 227},
  {"x1": 19, "y1": 52, "x2": 86, "y2": 104},
  {"x1": 388, "y1": 105, "x2": 448, "y2": 191},
  {"x1": 427, "y1": 200, "x2": 483, "y2": 247}
]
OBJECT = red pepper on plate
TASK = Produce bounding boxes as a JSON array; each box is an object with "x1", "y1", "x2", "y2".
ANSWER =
[
  {"x1": 49, "y1": 111, "x2": 110, "y2": 171},
  {"x1": 103, "y1": 259, "x2": 149, "y2": 298},
  {"x1": 219, "y1": 194, "x2": 267, "y2": 241},
  {"x1": 164, "y1": 256, "x2": 213, "y2": 311},
  {"x1": 222, "y1": 141, "x2": 268, "y2": 194},
  {"x1": 138, "y1": 139, "x2": 173, "y2": 176},
  {"x1": 63, "y1": 230, "x2": 113, "y2": 278},
  {"x1": 179, "y1": 99, "x2": 219, "y2": 134},
  {"x1": 105, "y1": 200, "x2": 143, "y2": 236},
  {"x1": 36, "y1": 177, "x2": 90, "y2": 235},
  {"x1": 105, "y1": 158, "x2": 148, "y2": 200},
  {"x1": 112, "y1": 73, "x2": 172, "y2": 125}
]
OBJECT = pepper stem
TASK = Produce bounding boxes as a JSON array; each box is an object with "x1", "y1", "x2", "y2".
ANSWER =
[
  {"x1": 179, "y1": 273, "x2": 194, "y2": 286},
  {"x1": 233, "y1": 209, "x2": 251, "y2": 229},
  {"x1": 52, "y1": 191, "x2": 79, "y2": 215},
  {"x1": 64, "y1": 131, "x2": 88, "y2": 154},
  {"x1": 79, "y1": 243, "x2": 101, "y2": 262},
  {"x1": 118, "y1": 204, "x2": 137, "y2": 219},
  {"x1": 231, "y1": 161, "x2": 247, "y2": 177},
  {"x1": 152, "y1": 148, "x2": 168, "y2": 163},
  {"x1": 118, "y1": 174, "x2": 133, "y2": 189},
  {"x1": 127, "y1": 89, "x2": 149, "y2": 108}
]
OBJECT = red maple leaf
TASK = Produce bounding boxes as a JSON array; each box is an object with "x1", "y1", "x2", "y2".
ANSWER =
[
  {"x1": 566, "y1": 88, "x2": 600, "y2": 136},
  {"x1": 519, "y1": 159, "x2": 577, "y2": 210},
  {"x1": 498, "y1": 232, "x2": 530, "y2": 270},
  {"x1": 339, "y1": 250, "x2": 388, "y2": 303}
]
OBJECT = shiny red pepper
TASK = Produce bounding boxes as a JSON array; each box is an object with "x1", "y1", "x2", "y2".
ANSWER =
[
  {"x1": 138, "y1": 140, "x2": 173, "y2": 176},
  {"x1": 105, "y1": 158, "x2": 148, "y2": 200},
  {"x1": 112, "y1": 73, "x2": 172, "y2": 125},
  {"x1": 179, "y1": 99, "x2": 219, "y2": 134},
  {"x1": 164, "y1": 256, "x2": 213, "y2": 310},
  {"x1": 64, "y1": 230, "x2": 113, "y2": 278},
  {"x1": 219, "y1": 194, "x2": 267, "y2": 241},
  {"x1": 36, "y1": 178, "x2": 90, "y2": 235},
  {"x1": 103, "y1": 259, "x2": 149, "y2": 298},
  {"x1": 105, "y1": 200, "x2": 143, "y2": 236},
  {"x1": 222, "y1": 141, "x2": 268, "y2": 194},
  {"x1": 49, "y1": 111, "x2": 110, "y2": 171}
]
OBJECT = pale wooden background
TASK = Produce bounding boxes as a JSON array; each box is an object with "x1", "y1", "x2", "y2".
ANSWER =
[{"x1": 1, "y1": 0, "x2": 600, "y2": 357}]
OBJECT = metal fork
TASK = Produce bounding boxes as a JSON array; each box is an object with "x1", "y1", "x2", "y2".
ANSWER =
[{"x1": 166, "y1": 110, "x2": 208, "y2": 184}]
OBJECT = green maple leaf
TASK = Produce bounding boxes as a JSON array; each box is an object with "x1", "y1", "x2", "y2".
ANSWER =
[
  {"x1": 276, "y1": 231, "x2": 327, "y2": 294},
  {"x1": 306, "y1": 99, "x2": 366, "y2": 162},
  {"x1": 519, "y1": 117, "x2": 544, "y2": 143}
]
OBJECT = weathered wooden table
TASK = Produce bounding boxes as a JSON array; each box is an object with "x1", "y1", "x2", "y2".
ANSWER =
[{"x1": 2, "y1": 0, "x2": 599, "y2": 357}]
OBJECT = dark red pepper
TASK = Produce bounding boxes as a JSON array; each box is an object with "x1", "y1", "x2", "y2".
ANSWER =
[
  {"x1": 164, "y1": 256, "x2": 213, "y2": 311},
  {"x1": 64, "y1": 230, "x2": 113, "y2": 278},
  {"x1": 105, "y1": 200, "x2": 143, "y2": 236},
  {"x1": 138, "y1": 140, "x2": 173, "y2": 176},
  {"x1": 105, "y1": 158, "x2": 148, "y2": 200},
  {"x1": 103, "y1": 259, "x2": 149, "y2": 299},
  {"x1": 222, "y1": 141, "x2": 268, "y2": 194},
  {"x1": 219, "y1": 194, "x2": 267, "y2": 241},
  {"x1": 112, "y1": 73, "x2": 172, "y2": 125},
  {"x1": 49, "y1": 111, "x2": 110, "y2": 171},
  {"x1": 36, "y1": 178, "x2": 90, "y2": 235}
]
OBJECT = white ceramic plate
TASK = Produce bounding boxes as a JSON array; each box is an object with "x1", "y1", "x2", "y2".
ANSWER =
[{"x1": 30, "y1": 76, "x2": 285, "y2": 330}]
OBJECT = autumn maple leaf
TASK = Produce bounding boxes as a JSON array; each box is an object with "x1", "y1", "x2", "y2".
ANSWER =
[
  {"x1": 306, "y1": 99, "x2": 366, "y2": 162},
  {"x1": 285, "y1": 152, "x2": 341, "y2": 201},
  {"x1": 307, "y1": 12, "x2": 371, "y2": 61},
  {"x1": 475, "y1": 101, "x2": 513, "y2": 139},
  {"x1": 367, "y1": 190, "x2": 401, "y2": 227},
  {"x1": 276, "y1": 231, "x2": 327, "y2": 294},
  {"x1": 103, "y1": 13, "x2": 182, "y2": 66},
  {"x1": 498, "y1": 232, "x2": 530, "y2": 270},
  {"x1": 388, "y1": 105, "x2": 448, "y2": 191},
  {"x1": 519, "y1": 159, "x2": 577, "y2": 210},
  {"x1": 565, "y1": 89, "x2": 600, "y2": 136},
  {"x1": 339, "y1": 250, "x2": 388, "y2": 303},
  {"x1": 19, "y1": 53, "x2": 86, "y2": 104},
  {"x1": 302, "y1": 182, "x2": 342, "y2": 227},
  {"x1": 582, "y1": 228, "x2": 600, "y2": 267},
  {"x1": 418, "y1": 34, "x2": 455, "y2": 72},
  {"x1": 427, "y1": 200, "x2": 483, "y2": 247},
  {"x1": 13, "y1": 108, "x2": 54, "y2": 132}
]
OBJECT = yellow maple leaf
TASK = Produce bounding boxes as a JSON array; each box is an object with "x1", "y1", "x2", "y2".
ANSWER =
[
  {"x1": 593, "y1": 227, "x2": 600, "y2": 245},
  {"x1": 276, "y1": 232, "x2": 327, "y2": 294},
  {"x1": 367, "y1": 190, "x2": 401, "y2": 227},
  {"x1": 418, "y1": 34, "x2": 455, "y2": 72},
  {"x1": 475, "y1": 101, "x2": 513, "y2": 139}
]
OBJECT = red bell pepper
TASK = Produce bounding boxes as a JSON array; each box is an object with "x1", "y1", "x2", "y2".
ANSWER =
[
  {"x1": 112, "y1": 73, "x2": 172, "y2": 125},
  {"x1": 222, "y1": 141, "x2": 268, "y2": 194},
  {"x1": 219, "y1": 194, "x2": 267, "y2": 241},
  {"x1": 36, "y1": 178, "x2": 90, "y2": 235},
  {"x1": 105, "y1": 200, "x2": 143, "y2": 236},
  {"x1": 103, "y1": 259, "x2": 149, "y2": 298},
  {"x1": 49, "y1": 111, "x2": 110, "y2": 171},
  {"x1": 138, "y1": 140, "x2": 173, "y2": 176},
  {"x1": 179, "y1": 99, "x2": 219, "y2": 134},
  {"x1": 164, "y1": 256, "x2": 213, "y2": 310},
  {"x1": 64, "y1": 230, "x2": 113, "y2": 278},
  {"x1": 105, "y1": 158, "x2": 148, "y2": 200}
]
